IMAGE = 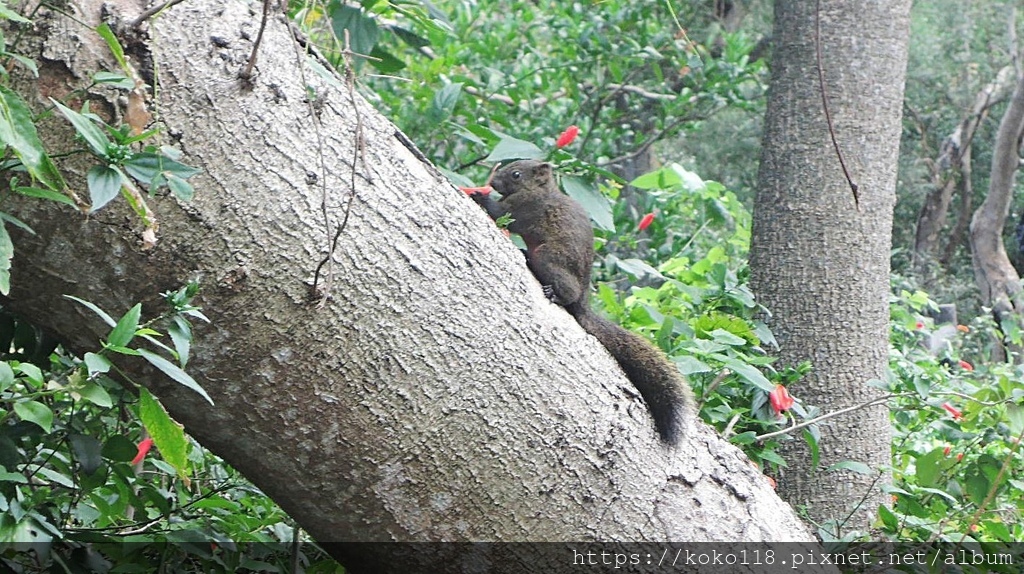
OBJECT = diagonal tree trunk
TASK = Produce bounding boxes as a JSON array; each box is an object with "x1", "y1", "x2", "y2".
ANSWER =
[{"x1": 2, "y1": 0, "x2": 820, "y2": 570}]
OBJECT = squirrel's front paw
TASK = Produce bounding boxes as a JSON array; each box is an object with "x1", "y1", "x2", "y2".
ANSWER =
[{"x1": 542, "y1": 285, "x2": 564, "y2": 304}]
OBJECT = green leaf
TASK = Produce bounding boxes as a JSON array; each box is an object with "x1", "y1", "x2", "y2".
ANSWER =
[
  {"x1": 14, "y1": 186, "x2": 76, "y2": 207},
  {"x1": 368, "y1": 46, "x2": 405, "y2": 73},
  {"x1": 166, "y1": 175, "x2": 194, "y2": 201},
  {"x1": 1007, "y1": 402, "x2": 1024, "y2": 436},
  {"x1": 0, "y1": 221, "x2": 12, "y2": 296},
  {"x1": 168, "y1": 316, "x2": 192, "y2": 367},
  {"x1": 14, "y1": 400, "x2": 52, "y2": 432},
  {"x1": 672, "y1": 355, "x2": 711, "y2": 375},
  {"x1": 123, "y1": 152, "x2": 201, "y2": 184},
  {"x1": 331, "y1": 4, "x2": 380, "y2": 57},
  {"x1": 138, "y1": 387, "x2": 189, "y2": 475},
  {"x1": 92, "y1": 71, "x2": 134, "y2": 90},
  {"x1": 51, "y1": 99, "x2": 111, "y2": 157},
  {"x1": 0, "y1": 361, "x2": 13, "y2": 392},
  {"x1": 429, "y1": 82, "x2": 462, "y2": 122},
  {"x1": 75, "y1": 378, "x2": 112, "y2": 408},
  {"x1": 95, "y1": 23, "x2": 127, "y2": 71},
  {"x1": 106, "y1": 303, "x2": 141, "y2": 348},
  {"x1": 914, "y1": 447, "x2": 946, "y2": 488},
  {"x1": 0, "y1": 87, "x2": 65, "y2": 190},
  {"x1": 484, "y1": 136, "x2": 545, "y2": 163},
  {"x1": 14, "y1": 362, "x2": 43, "y2": 386},
  {"x1": 64, "y1": 295, "x2": 117, "y2": 327},
  {"x1": 68, "y1": 434, "x2": 103, "y2": 476},
  {"x1": 101, "y1": 435, "x2": 137, "y2": 462},
  {"x1": 83, "y1": 352, "x2": 111, "y2": 376},
  {"x1": 877, "y1": 504, "x2": 898, "y2": 531},
  {"x1": 0, "y1": 2, "x2": 32, "y2": 24},
  {"x1": 7, "y1": 54, "x2": 36, "y2": 77},
  {"x1": 562, "y1": 175, "x2": 614, "y2": 231},
  {"x1": 138, "y1": 348, "x2": 213, "y2": 406},
  {"x1": 87, "y1": 164, "x2": 124, "y2": 213},
  {"x1": 722, "y1": 357, "x2": 773, "y2": 392}
]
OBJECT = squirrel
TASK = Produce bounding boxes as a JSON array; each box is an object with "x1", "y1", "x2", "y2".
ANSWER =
[{"x1": 465, "y1": 159, "x2": 693, "y2": 445}]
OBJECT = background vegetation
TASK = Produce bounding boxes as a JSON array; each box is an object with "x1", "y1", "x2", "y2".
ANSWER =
[{"x1": 1, "y1": 0, "x2": 1022, "y2": 571}]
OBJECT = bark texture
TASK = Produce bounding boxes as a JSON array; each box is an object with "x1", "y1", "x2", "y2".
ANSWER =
[
  {"x1": 912, "y1": 67, "x2": 1013, "y2": 272},
  {"x1": 969, "y1": 71, "x2": 1024, "y2": 362},
  {"x1": 749, "y1": 0, "x2": 911, "y2": 534},
  {"x1": 2, "y1": 0, "x2": 820, "y2": 570}
]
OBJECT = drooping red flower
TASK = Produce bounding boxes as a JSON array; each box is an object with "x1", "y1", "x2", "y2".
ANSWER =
[
  {"x1": 942, "y1": 402, "x2": 963, "y2": 420},
  {"x1": 555, "y1": 125, "x2": 580, "y2": 148},
  {"x1": 132, "y1": 437, "x2": 154, "y2": 465},
  {"x1": 769, "y1": 384, "x2": 795, "y2": 415},
  {"x1": 943, "y1": 445, "x2": 951, "y2": 456},
  {"x1": 638, "y1": 212, "x2": 655, "y2": 231},
  {"x1": 958, "y1": 359, "x2": 974, "y2": 371}
]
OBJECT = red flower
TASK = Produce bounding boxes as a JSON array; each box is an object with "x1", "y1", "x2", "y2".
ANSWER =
[
  {"x1": 769, "y1": 384, "x2": 795, "y2": 415},
  {"x1": 958, "y1": 359, "x2": 973, "y2": 371},
  {"x1": 914, "y1": 321, "x2": 924, "y2": 330},
  {"x1": 132, "y1": 437, "x2": 154, "y2": 465},
  {"x1": 638, "y1": 212, "x2": 655, "y2": 231},
  {"x1": 555, "y1": 125, "x2": 580, "y2": 148},
  {"x1": 957, "y1": 453, "x2": 964, "y2": 462},
  {"x1": 460, "y1": 185, "x2": 493, "y2": 196},
  {"x1": 943, "y1": 445, "x2": 951, "y2": 456},
  {"x1": 942, "y1": 402, "x2": 963, "y2": 420}
]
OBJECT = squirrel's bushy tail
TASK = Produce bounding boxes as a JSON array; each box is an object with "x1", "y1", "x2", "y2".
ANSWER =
[{"x1": 567, "y1": 302, "x2": 692, "y2": 445}]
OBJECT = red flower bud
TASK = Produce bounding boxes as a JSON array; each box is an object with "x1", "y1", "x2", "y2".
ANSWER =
[
  {"x1": 957, "y1": 453, "x2": 964, "y2": 462},
  {"x1": 958, "y1": 359, "x2": 973, "y2": 371},
  {"x1": 943, "y1": 445, "x2": 951, "y2": 456},
  {"x1": 942, "y1": 402, "x2": 963, "y2": 420},
  {"x1": 638, "y1": 212, "x2": 655, "y2": 231},
  {"x1": 769, "y1": 384, "x2": 795, "y2": 415},
  {"x1": 555, "y1": 125, "x2": 580, "y2": 148},
  {"x1": 914, "y1": 322, "x2": 924, "y2": 329},
  {"x1": 132, "y1": 437, "x2": 154, "y2": 465}
]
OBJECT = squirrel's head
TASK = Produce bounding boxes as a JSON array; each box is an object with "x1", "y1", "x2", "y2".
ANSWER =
[{"x1": 490, "y1": 160, "x2": 553, "y2": 196}]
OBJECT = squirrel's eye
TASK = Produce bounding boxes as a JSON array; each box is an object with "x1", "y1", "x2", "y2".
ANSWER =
[{"x1": 511, "y1": 171, "x2": 521, "y2": 179}]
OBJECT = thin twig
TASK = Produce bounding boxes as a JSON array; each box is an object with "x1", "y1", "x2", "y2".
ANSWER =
[
  {"x1": 131, "y1": 0, "x2": 187, "y2": 28},
  {"x1": 240, "y1": 0, "x2": 273, "y2": 80},
  {"x1": 815, "y1": 0, "x2": 859, "y2": 209}
]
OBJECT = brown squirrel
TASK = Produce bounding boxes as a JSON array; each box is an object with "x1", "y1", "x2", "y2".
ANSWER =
[{"x1": 466, "y1": 159, "x2": 692, "y2": 444}]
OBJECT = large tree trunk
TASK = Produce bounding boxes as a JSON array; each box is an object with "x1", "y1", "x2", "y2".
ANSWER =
[
  {"x1": 969, "y1": 70, "x2": 1024, "y2": 362},
  {"x1": 748, "y1": 0, "x2": 911, "y2": 534},
  {"x1": 3, "y1": 0, "x2": 819, "y2": 570}
]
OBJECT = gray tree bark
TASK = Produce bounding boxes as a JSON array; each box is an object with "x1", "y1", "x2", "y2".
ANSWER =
[
  {"x1": 2, "y1": 0, "x2": 822, "y2": 571},
  {"x1": 969, "y1": 70, "x2": 1024, "y2": 362},
  {"x1": 749, "y1": 0, "x2": 911, "y2": 535},
  {"x1": 912, "y1": 67, "x2": 1013, "y2": 274}
]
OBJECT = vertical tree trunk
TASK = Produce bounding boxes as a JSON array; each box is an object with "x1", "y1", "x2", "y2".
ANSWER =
[
  {"x1": 969, "y1": 71, "x2": 1024, "y2": 362},
  {"x1": 749, "y1": 0, "x2": 911, "y2": 534}
]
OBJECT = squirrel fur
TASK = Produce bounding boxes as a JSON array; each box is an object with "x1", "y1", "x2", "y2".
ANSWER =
[{"x1": 467, "y1": 159, "x2": 693, "y2": 444}]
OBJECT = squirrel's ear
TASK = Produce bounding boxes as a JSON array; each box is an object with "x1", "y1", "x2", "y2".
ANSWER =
[{"x1": 536, "y1": 162, "x2": 553, "y2": 178}]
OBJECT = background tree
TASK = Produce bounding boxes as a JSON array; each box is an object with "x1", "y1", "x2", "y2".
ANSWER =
[{"x1": 748, "y1": 0, "x2": 912, "y2": 535}]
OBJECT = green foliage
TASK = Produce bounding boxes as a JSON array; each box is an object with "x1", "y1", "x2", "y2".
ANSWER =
[
  {"x1": 0, "y1": 289, "x2": 340, "y2": 571},
  {"x1": 882, "y1": 288, "x2": 1024, "y2": 543}
]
